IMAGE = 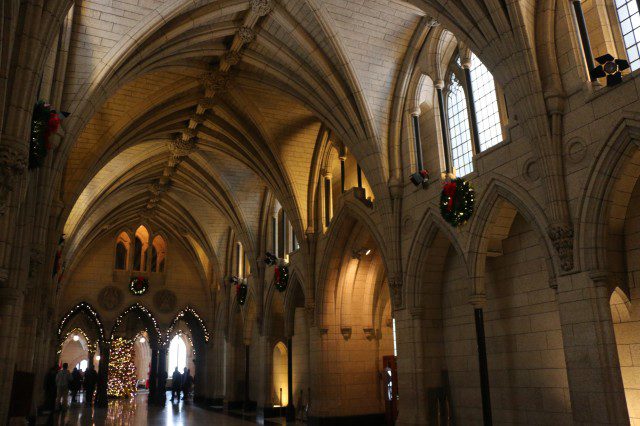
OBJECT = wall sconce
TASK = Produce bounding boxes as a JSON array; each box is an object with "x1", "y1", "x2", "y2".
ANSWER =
[
  {"x1": 72, "y1": 335, "x2": 79, "y2": 342},
  {"x1": 351, "y1": 248, "x2": 372, "y2": 259}
]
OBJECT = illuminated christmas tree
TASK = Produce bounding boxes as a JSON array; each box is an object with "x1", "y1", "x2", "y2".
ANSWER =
[{"x1": 107, "y1": 337, "x2": 137, "y2": 398}]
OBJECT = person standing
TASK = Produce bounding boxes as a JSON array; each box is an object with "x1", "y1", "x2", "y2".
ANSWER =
[
  {"x1": 158, "y1": 369, "x2": 168, "y2": 402},
  {"x1": 180, "y1": 367, "x2": 189, "y2": 400},
  {"x1": 70, "y1": 367, "x2": 81, "y2": 403},
  {"x1": 170, "y1": 367, "x2": 182, "y2": 402},
  {"x1": 55, "y1": 363, "x2": 71, "y2": 411},
  {"x1": 43, "y1": 365, "x2": 58, "y2": 412},
  {"x1": 83, "y1": 364, "x2": 98, "y2": 406},
  {"x1": 182, "y1": 368, "x2": 193, "y2": 401}
]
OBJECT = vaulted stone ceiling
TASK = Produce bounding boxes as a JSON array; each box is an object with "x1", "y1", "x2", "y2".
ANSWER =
[
  {"x1": 58, "y1": 0, "x2": 425, "y2": 281},
  {"x1": 57, "y1": 0, "x2": 543, "y2": 285}
]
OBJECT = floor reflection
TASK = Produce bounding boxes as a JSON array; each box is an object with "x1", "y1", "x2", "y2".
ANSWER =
[{"x1": 49, "y1": 391, "x2": 255, "y2": 425}]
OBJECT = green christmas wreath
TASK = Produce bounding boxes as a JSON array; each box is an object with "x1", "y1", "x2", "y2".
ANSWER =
[
  {"x1": 440, "y1": 178, "x2": 474, "y2": 227},
  {"x1": 129, "y1": 276, "x2": 149, "y2": 295}
]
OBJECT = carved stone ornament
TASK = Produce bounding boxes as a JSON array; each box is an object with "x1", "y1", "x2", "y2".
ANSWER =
[
  {"x1": 170, "y1": 135, "x2": 197, "y2": 158},
  {"x1": 148, "y1": 182, "x2": 165, "y2": 196},
  {"x1": 548, "y1": 224, "x2": 574, "y2": 271},
  {"x1": 304, "y1": 302, "x2": 315, "y2": 327},
  {"x1": 224, "y1": 51, "x2": 243, "y2": 66},
  {"x1": 153, "y1": 289, "x2": 177, "y2": 314},
  {"x1": 250, "y1": 0, "x2": 273, "y2": 16},
  {"x1": 201, "y1": 71, "x2": 230, "y2": 93},
  {"x1": 389, "y1": 277, "x2": 403, "y2": 309},
  {"x1": 98, "y1": 286, "x2": 123, "y2": 311},
  {"x1": 237, "y1": 26, "x2": 255, "y2": 44},
  {"x1": 0, "y1": 144, "x2": 28, "y2": 216},
  {"x1": 29, "y1": 249, "x2": 44, "y2": 278}
]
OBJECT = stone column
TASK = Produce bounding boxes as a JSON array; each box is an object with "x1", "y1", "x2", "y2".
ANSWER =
[
  {"x1": 148, "y1": 346, "x2": 158, "y2": 399},
  {"x1": 157, "y1": 343, "x2": 167, "y2": 402},
  {"x1": 95, "y1": 341, "x2": 111, "y2": 407},
  {"x1": 0, "y1": 286, "x2": 25, "y2": 422},
  {"x1": 556, "y1": 271, "x2": 629, "y2": 424},
  {"x1": 395, "y1": 308, "x2": 430, "y2": 426}
]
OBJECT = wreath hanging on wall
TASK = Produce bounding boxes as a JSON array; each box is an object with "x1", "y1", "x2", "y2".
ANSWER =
[
  {"x1": 274, "y1": 264, "x2": 289, "y2": 292},
  {"x1": 29, "y1": 101, "x2": 61, "y2": 169},
  {"x1": 440, "y1": 178, "x2": 474, "y2": 227},
  {"x1": 129, "y1": 276, "x2": 149, "y2": 295},
  {"x1": 236, "y1": 281, "x2": 247, "y2": 305}
]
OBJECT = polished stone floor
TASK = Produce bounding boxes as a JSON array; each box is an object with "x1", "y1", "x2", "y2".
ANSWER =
[{"x1": 45, "y1": 392, "x2": 279, "y2": 425}]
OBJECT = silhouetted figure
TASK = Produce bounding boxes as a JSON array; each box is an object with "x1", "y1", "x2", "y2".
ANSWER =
[
  {"x1": 182, "y1": 368, "x2": 193, "y2": 401},
  {"x1": 84, "y1": 364, "x2": 98, "y2": 406},
  {"x1": 158, "y1": 370, "x2": 168, "y2": 402},
  {"x1": 43, "y1": 365, "x2": 58, "y2": 412},
  {"x1": 170, "y1": 367, "x2": 182, "y2": 402},
  {"x1": 70, "y1": 367, "x2": 81, "y2": 402},
  {"x1": 55, "y1": 363, "x2": 71, "y2": 411}
]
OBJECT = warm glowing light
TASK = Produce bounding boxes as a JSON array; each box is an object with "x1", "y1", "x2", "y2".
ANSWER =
[
  {"x1": 95, "y1": 355, "x2": 101, "y2": 361},
  {"x1": 139, "y1": 337, "x2": 146, "y2": 343},
  {"x1": 365, "y1": 249, "x2": 372, "y2": 256},
  {"x1": 72, "y1": 335, "x2": 79, "y2": 341}
]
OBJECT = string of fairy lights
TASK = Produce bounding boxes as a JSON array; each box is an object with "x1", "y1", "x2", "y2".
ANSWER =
[{"x1": 57, "y1": 303, "x2": 212, "y2": 397}]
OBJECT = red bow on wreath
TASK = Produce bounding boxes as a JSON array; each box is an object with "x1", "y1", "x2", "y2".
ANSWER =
[
  {"x1": 443, "y1": 181, "x2": 457, "y2": 211},
  {"x1": 45, "y1": 113, "x2": 60, "y2": 149},
  {"x1": 135, "y1": 276, "x2": 144, "y2": 289},
  {"x1": 274, "y1": 265, "x2": 281, "y2": 282}
]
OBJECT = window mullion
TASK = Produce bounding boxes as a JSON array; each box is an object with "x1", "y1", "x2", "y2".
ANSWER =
[
  {"x1": 436, "y1": 81, "x2": 452, "y2": 173},
  {"x1": 462, "y1": 65, "x2": 482, "y2": 155}
]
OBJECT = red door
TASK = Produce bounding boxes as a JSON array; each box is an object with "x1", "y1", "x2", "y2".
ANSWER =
[{"x1": 382, "y1": 355, "x2": 398, "y2": 425}]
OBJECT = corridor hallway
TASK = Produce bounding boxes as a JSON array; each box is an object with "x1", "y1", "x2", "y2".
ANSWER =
[
  {"x1": 45, "y1": 392, "x2": 273, "y2": 426},
  {"x1": 3, "y1": 0, "x2": 640, "y2": 424}
]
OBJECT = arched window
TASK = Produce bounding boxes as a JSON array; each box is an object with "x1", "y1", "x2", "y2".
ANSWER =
[
  {"x1": 470, "y1": 53, "x2": 502, "y2": 151},
  {"x1": 615, "y1": 0, "x2": 640, "y2": 70},
  {"x1": 114, "y1": 232, "x2": 130, "y2": 270},
  {"x1": 236, "y1": 242, "x2": 244, "y2": 278},
  {"x1": 446, "y1": 73, "x2": 474, "y2": 177},
  {"x1": 278, "y1": 209, "x2": 287, "y2": 258},
  {"x1": 133, "y1": 226, "x2": 149, "y2": 271},
  {"x1": 168, "y1": 334, "x2": 187, "y2": 374},
  {"x1": 115, "y1": 243, "x2": 127, "y2": 270},
  {"x1": 151, "y1": 235, "x2": 166, "y2": 273}
]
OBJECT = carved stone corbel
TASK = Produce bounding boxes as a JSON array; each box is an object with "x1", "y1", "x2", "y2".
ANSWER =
[
  {"x1": 548, "y1": 224, "x2": 574, "y2": 271},
  {"x1": 0, "y1": 144, "x2": 28, "y2": 216},
  {"x1": 304, "y1": 302, "x2": 315, "y2": 327},
  {"x1": 388, "y1": 276, "x2": 403, "y2": 309}
]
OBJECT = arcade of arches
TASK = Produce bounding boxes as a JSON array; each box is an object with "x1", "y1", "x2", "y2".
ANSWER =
[{"x1": 4, "y1": 0, "x2": 640, "y2": 425}]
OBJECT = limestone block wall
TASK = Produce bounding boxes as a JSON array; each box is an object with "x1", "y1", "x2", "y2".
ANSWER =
[
  {"x1": 438, "y1": 215, "x2": 572, "y2": 425},
  {"x1": 292, "y1": 308, "x2": 309, "y2": 407},
  {"x1": 59, "y1": 231, "x2": 211, "y2": 336},
  {"x1": 482, "y1": 215, "x2": 572, "y2": 424},
  {"x1": 612, "y1": 177, "x2": 640, "y2": 424}
]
